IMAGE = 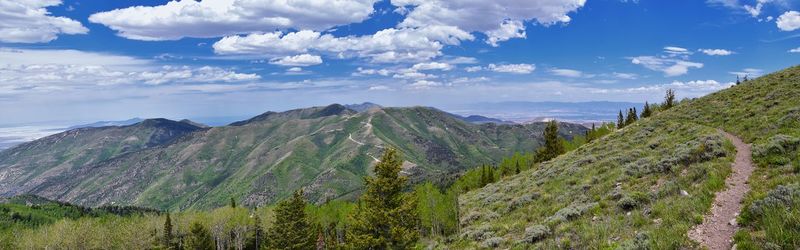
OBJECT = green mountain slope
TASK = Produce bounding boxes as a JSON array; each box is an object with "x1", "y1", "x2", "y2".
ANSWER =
[
  {"x1": 0, "y1": 105, "x2": 586, "y2": 211},
  {"x1": 452, "y1": 66, "x2": 800, "y2": 248}
]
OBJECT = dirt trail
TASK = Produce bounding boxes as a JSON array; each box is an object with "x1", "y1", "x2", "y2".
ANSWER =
[{"x1": 688, "y1": 131, "x2": 754, "y2": 250}]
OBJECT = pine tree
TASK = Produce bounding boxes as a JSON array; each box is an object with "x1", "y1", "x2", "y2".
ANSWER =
[
  {"x1": 617, "y1": 110, "x2": 625, "y2": 129},
  {"x1": 664, "y1": 89, "x2": 676, "y2": 109},
  {"x1": 633, "y1": 107, "x2": 638, "y2": 121},
  {"x1": 743, "y1": 75, "x2": 749, "y2": 82},
  {"x1": 641, "y1": 102, "x2": 652, "y2": 118},
  {"x1": 268, "y1": 190, "x2": 314, "y2": 250},
  {"x1": 535, "y1": 120, "x2": 566, "y2": 162},
  {"x1": 736, "y1": 75, "x2": 741, "y2": 85},
  {"x1": 347, "y1": 148, "x2": 419, "y2": 249},
  {"x1": 163, "y1": 213, "x2": 174, "y2": 249},
  {"x1": 515, "y1": 160, "x2": 520, "y2": 175},
  {"x1": 230, "y1": 197, "x2": 236, "y2": 208},
  {"x1": 185, "y1": 221, "x2": 214, "y2": 250}
]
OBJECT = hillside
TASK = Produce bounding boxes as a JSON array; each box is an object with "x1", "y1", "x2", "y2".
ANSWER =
[
  {"x1": 0, "y1": 105, "x2": 586, "y2": 210},
  {"x1": 450, "y1": 66, "x2": 800, "y2": 248}
]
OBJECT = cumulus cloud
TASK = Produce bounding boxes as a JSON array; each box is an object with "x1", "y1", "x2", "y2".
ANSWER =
[
  {"x1": 391, "y1": 0, "x2": 586, "y2": 45},
  {"x1": 789, "y1": 47, "x2": 800, "y2": 53},
  {"x1": 411, "y1": 62, "x2": 453, "y2": 71},
  {"x1": 88, "y1": 0, "x2": 379, "y2": 41},
  {"x1": 699, "y1": 48, "x2": 734, "y2": 56},
  {"x1": 269, "y1": 54, "x2": 323, "y2": 66},
  {"x1": 488, "y1": 63, "x2": 536, "y2": 74},
  {"x1": 0, "y1": 0, "x2": 88, "y2": 43},
  {"x1": 631, "y1": 56, "x2": 703, "y2": 77},
  {"x1": 464, "y1": 66, "x2": 483, "y2": 72},
  {"x1": 550, "y1": 68, "x2": 583, "y2": 78},
  {"x1": 777, "y1": 11, "x2": 800, "y2": 31},
  {"x1": 213, "y1": 26, "x2": 474, "y2": 63}
]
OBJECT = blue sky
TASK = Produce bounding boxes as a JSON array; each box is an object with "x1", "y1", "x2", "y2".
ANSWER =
[{"x1": 1, "y1": 0, "x2": 799, "y2": 125}]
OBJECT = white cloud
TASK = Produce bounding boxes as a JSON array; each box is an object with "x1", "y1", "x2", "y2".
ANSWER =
[
  {"x1": 593, "y1": 80, "x2": 734, "y2": 97},
  {"x1": 550, "y1": 68, "x2": 583, "y2": 78},
  {"x1": 789, "y1": 47, "x2": 800, "y2": 53},
  {"x1": 699, "y1": 48, "x2": 734, "y2": 56},
  {"x1": 0, "y1": 48, "x2": 259, "y2": 93},
  {"x1": 368, "y1": 85, "x2": 393, "y2": 91},
  {"x1": 287, "y1": 67, "x2": 303, "y2": 72},
  {"x1": 464, "y1": 66, "x2": 483, "y2": 72},
  {"x1": 664, "y1": 46, "x2": 692, "y2": 56},
  {"x1": 269, "y1": 54, "x2": 323, "y2": 66},
  {"x1": 777, "y1": 11, "x2": 800, "y2": 31},
  {"x1": 407, "y1": 80, "x2": 443, "y2": 90},
  {"x1": 391, "y1": 0, "x2": 586, "y2": 45},
  {"x1": 631, "y1": 56, "x2": 704, "y2": 77},
  {"x1": 729, "y1": 68, "x2": 763, "y2": 77},
  {"x1": 485, "y1": 20, "x2": 526, "y2": 47},
  {"x1": 612, "y1": 72, "x2": 638, "y2": 80},
  {"x1": 0, "y1": 0, "x2": 88, "y2": 43},
  {"x1": 213, "y1": 26, "x2": 474, "y2": 63},
  {"x1": 88, "y1": 0, "x2": 379, "y2": 41},
  {"x1": 488, "y1": 63, "x2": 536, "y2": 74},
  {"x1": 411, "y1": 62, "x2": 452, "y2": 71}
]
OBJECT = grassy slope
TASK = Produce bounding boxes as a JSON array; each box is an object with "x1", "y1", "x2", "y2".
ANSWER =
[
  {"x1": 453, "y1": 118, "x2": 734, "y2": 249},
  {"x1": 450, "y1": 65, "x2": 800, "y2": 249}
]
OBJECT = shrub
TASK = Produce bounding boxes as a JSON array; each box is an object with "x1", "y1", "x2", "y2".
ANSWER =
[
  {"x1": 523, "y1": 225, "x2": 550, "y2": 243},
  {"x1": 481, "y1": 237, "x2": 503, "y2": 248},
  {"x1": 618, "y1": 196, "x2": 638, "y2": 211}
]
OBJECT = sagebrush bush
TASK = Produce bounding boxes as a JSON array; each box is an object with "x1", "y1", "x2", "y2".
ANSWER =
[{"x1": 523, "y1": 224, "x2": 549, "y2": 243}]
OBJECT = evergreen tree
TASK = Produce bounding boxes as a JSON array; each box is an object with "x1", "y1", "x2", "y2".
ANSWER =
[
  {"x1": 479, "y1": 165, "x2": 488, "y2": 187},
  {"x1": 736, "y1": 75, "x2": 741, "y2": 85},
  {"x1": 268, "y1": 190, "x2": 315, "y2": 250},
  {"x1": 347, "y1": 148, "x2": 419, "y2": 249},
  {"x1": 514, "y1": 160, "x2": 520, "y2": 175},
  {"x1": 641, "y1": 102, "x2": 652, "y2": 118},
  {"x1": 664, "y1": 89, "x2": 676, "y2": 109},
  {"x1": 163, "y1": 213, "x2": 174, "y2": 249},
  {"x1": 185, "y1": 221, "x2": 214, "y2": 250},
  {"x1": 743, "y1": 75, "x2": 749, "y2": 82},
  {"x1": 617, "y1": 110, "x2": 625, "y2": 129},
  {"x1": 535, "y1": 120, "x2": 566, "y2": 162},
  {"x1": 230, "y1": 197, "x2": 236, "y2": 208}
]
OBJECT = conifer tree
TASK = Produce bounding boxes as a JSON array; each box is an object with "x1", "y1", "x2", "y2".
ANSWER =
[
  {"x1": 163, "y1": 213, "x2": 174, "y2": 249},
  {"x1": 641, "y1": 102, "x2": 652, "y2": 118},
  {"x1": 664, "y1": 89, "x2": 676, "y2": 109},
  {"x1": 536, "y1": 120, "x2": 566, "y2": 162},
  {"x1": 617, "y1": 110, "x2": 625, "y2": 129},
  {"x1": 268, "y1": 190, "x2": 314, "y2": 250},
  {"x1": 736, "y1": 75, "x2": 741, "y2": 85},
  {"x1": 515, "y1": 160, "x2": 520, "y2": 175},
  {"x1": 186, "y1": 221, "x2": 214, "y2": 250},
  {"x1": 347, "y1": 148, "x2": 419, "y2": 249},
  {"x1": 230, "y1": 197, "x2": 236, "y2": 208}
]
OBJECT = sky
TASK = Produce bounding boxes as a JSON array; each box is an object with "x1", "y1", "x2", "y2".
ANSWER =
[{"x1": 1, "y1": 0, "x2": 800, "y2": 125}]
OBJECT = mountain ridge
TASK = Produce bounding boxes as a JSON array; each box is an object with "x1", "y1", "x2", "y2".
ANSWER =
[{"x1": 0, "y1": 104, "x2": 587, "y2": 210}]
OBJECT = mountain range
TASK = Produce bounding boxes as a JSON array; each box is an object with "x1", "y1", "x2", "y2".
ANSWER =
[{"x1": 0, "y1": 104, "x2": 586, "y2": 210}]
